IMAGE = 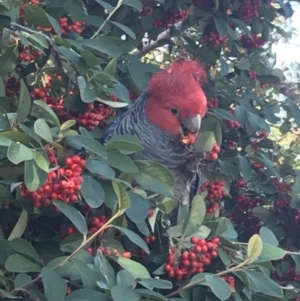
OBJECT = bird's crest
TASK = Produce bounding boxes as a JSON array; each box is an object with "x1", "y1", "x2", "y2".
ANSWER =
[{"x1": 148, "y1": 59, "x2": 207, "y2": 98}]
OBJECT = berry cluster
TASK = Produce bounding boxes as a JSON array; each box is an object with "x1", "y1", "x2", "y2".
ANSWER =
[
  {"x1": 5, "y1": 76, "x2": 20, "y2": 97},
  {"x1": 164, "y1": 237, "x2": 220, "y2": 280},
  {"x1": 234, "y1": 179, "x2": 247, "y2": 190},
  {"x1": 203, "y1": 30, "x2": 228, "y2": 47},
  {"x1": 225, "y1": 120, "x2": 241, "y2": 129},
  {"x1": 200, "y1": 180, "x2": 226, "y2": 201},
  {"x1": 248, "y1": 70, "x2": 257, "y2": 80},
  {"x1": 239, "y1": 0, "x2": 261, "y2": 23},
  {"x1": 240, "y1": 34, "x2": 267, "y2": 49},
  {"x1": 231, "y1": 192, "x2": 264, "y2": 236},
  {"x1": 140, "y1": 6, "x2": 153, "y2": 16},
  {"x1": 88, "y1": 215, "x2": 108, "y2": 235},
  {"x1": 224, "y1": 140, "x2": 236, "y2": 150},
  {"x1": 31, "y1": 75, "x2": 114, "y2": 131},
  {"x1": 61, "y1": 225, "x2": 78, "y2": 237},
  {"x1": 20, "y1": 151, "x2": 85, "y2": 207},
  {"x1": 86, "y1": 245, "x2": 132, "y2": 259},
  {"x1": 180, "y1": 133, "x2": 198, "y2": 146},
  {"x1": 144, "y1": 234, "x2": 156, "y2": 244},
  {"x1": 18, "y1": 46, "x2": 42, "y2": 62},
  {"x1": 153, "y1": 10, "x2": 188, "y2": 29},
  {"x1": 274, "y1": 198, "x2": 290, "y2": 210},
  {"x1": 58, "y1": 16, "x2": 85, "y2": 35},
  {"x1": 250, "y1": 130, "x2": 269, "y2": 149},
  {"x1": 271, "y1": 178, "x2": 289, "y2": 193},
  {"x1": 200, "y1": 180, "x2": 226, "y2": 216},
  {"x1": 207, "y1": 97, "x2": 218, "y2": 109},
  {"x1": 221, "y1": 275, "x2": 235, "y2": 289},
  {"x1": 251, "y1": 161, "x2": 263, "y2": 170},
  {"x1": 206, "y1": 143, "x2": 220, "y2": 160}
]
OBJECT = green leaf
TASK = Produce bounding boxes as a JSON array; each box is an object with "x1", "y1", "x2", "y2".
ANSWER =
[
  {"x1": 25, "y1": 4, "x2": 52, "y2": 27},
  {"x1": 34, "y1": 118, "x2": 53, "y2": 142},
  {"x1": 86, "y1": 159, "x2": 116, "y2": 179},
  {"x1": 112, "y1": 181, "x2": 130, "y2": 212},
  {"x1": 106, "y1": 151, "x2": 139, "y2": 173},
  {"x1": 95, "y1": 0, "x2": 113, "y2": 12},
  {"x1": 71, "y1": 258, "x2": 99, "y2": 290},
  {"x1": 34, "y1": 151, "x2": 49, "y2": 173},
  {"x1": 53, "y1": 201, "x2": 88, "y2": 235},
  {"x1": 213, "y1": 17, "x2": 227, "y2": 37},
  {"x1": 247, "y1": 234, "x2": 263, "y2": 261},
  {"x1": 65, "y1": 135, "x2": 107, "y2": 159},
  {"x1": 119, "y1": 0, "x2": 142, "y2": 11},
  {"x1": 126, "y1": 192, "x2": 149, "y2": 224},
  {"x1": 229, "y1": 18, "x2": 251, "y2": 36},
  {"x1": 41, "y1": 267, "x2": 67, "y2": 301},
  {"x1": 112, "y1": 226, "x2": 149, "y2": 254},
  {"x1": 5, "y1": 254, "x2": 41, "y2": 273},
  {"x1": 137, "y1": 278, "x2": 173, "y2": 289},
  {"x1": 110, "y1": 21, "x2": 136, "y2": 39},
  {"x1": 105, "y1": 135, "x2": 143, "y2": 152},
  {"x1": 10, "y1": 238, "x2": 40, "y2": 262},
  {"x1": 259, "y1": 227, "x2": 278, "y2": 246},
  {"x1": 113, "y1": 257, "x2": 151, "y2": 278},
  {"x1": 7, "y1": 210, "x2": 28, "y2": 241},
  {"x1": 104, "y1": 58, "x2": 117, "y2": 76},
  {"x1": 0, "y1": 45, "x2": 18, "y2": 76},
  {"x1": 17, "y1": 80, "x2": 31, "y2": 123},
  {"x1": 204, "y1": 275, "x2": 232, "y2": 301},
  {"x1": 135, "y1": 289, "x2": 167, "y2": 301},
  {"x1": 236, "y1": 57, "x2": 251, "y2": 70},
  {"x1": 95, "y1": 249, "x2": 115, "y2": 288},
  {"x1": 195, "y1": 132, "x2": 216, "y2": 153},
  {"x1": 14, "y1": 274, "x2": 32, "y2": 288},
  {"x1": 7, "y1": 142, "x2": 34, "y2": 165},
  {"x1": 77, "y1": 76, "x2": 97, "y2": 103},
  {"x1": 238, "y1": 155, "x2": 254, "y2": 181},
  {"x1": 245, "y1": 270, "x2": 283, "y2": 298},
  {"x1": 60, "y1": 120, "x2": 76, "y2": 131},
  {"x1": 83, "y1": 37, "x2": 135, "y2": 58},
  {"x1": 0, "y1": 288, "x2": 22, "y2": 299},
  {"x1": 81, "y1": 175, "x2": 105, "y2": 208},
  {"x1": 111, "y1": 285, "x2": 140, "y2": 301},
  {"x1": 96, "y1": 98, "x2": 129, "y2": 108},
  {"x1": 24, "y1": 159, "x2": 48, "y2": 191},
  {"x1": 220, "y1": 58, "x2": 229, "y2": 76},
  {"x1": 134, "y1": 161, "x2": 174, "y2": 196},
  {"x1": 183, "y1": 194, "x2": 206, "y2": 237},
  {"x1": 64, "y1": 289, "x2": 111, "y2": 301},
  {"x1": 46, "y1": 13, "x2": 62, "y2": 36},
  {"x1": 117, "y1": 270, "x2": 136, "y2": 287},
  {"x1": 256, "y1": 244, "x2": 286, "y2": 263}
]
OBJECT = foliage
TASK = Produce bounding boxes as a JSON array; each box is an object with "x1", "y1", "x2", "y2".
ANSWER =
[{"x1": 0, "y1": 0, "x2": 300, "y2": 301}]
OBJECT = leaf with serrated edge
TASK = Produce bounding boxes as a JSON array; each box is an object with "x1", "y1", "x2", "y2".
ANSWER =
[{"x1": 247, "y1": 234, "x2": 263, "y2": 261}]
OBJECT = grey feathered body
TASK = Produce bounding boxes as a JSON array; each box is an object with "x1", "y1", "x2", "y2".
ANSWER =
[{"x1": 103, "y1": 91, "x2": 199, "y2": 211}]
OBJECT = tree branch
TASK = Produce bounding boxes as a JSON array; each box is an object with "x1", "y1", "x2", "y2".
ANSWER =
[{"x1": 130, "y1": 28, "x2": 172, "y2": 58}]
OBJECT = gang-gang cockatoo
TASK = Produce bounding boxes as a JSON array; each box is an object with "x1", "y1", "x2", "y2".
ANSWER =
[{"x1": 103, "y1": 59, "x2": 208, "y2": 222}]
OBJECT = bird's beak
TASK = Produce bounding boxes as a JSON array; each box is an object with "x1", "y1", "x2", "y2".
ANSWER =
[{"x1": 181, "y1": 114, "x2": 201, "y2": 134}]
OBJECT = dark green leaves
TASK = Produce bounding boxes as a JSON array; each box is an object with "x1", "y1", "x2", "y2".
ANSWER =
[
  {"x1": 81, "y1": 175, "x2": 105, "y2": 208},
  {"x1": 112, "y1": 226, "x2": 149, "y2": 253},
  {"x1": 111, "y1": 285, "x2": 140, "y2": 301},
  {"x1": 5, "y1": 254, "x2": 41, "y2": 273},
  {"x1": 41, "y1": 267, "x2": 67, "y2": 301},
  {"x1": 105, "y1": 135, "x2": 143, "y2": 152},
  {"x1": 66, "y1": 135, "x2": 107, "y2": 159},
  {"x1": 195, "y1": 132, "x2": 216, "y2": 153},
  {"x1": 17, "y1": 80, "x2": 31, "y2": 123},
  {"x1": 77, "y1": 76, "x2": 97, "y2": 103},
  {"x1": 53, "y1": 201, "x2": 88, "y2": 235},
  {"x1": 118, "y1": 0, "x2": 142, "y2": 11},
  {"x1": 205, "y1": 275, "x2": 232, "y2": 301}
]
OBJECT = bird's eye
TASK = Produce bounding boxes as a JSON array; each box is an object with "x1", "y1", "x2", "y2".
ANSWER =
[{"x1": 171, "y1": 107, "x2": 178, "y2": 115}]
